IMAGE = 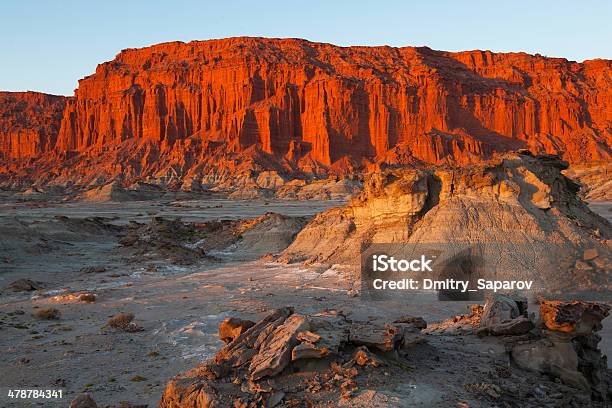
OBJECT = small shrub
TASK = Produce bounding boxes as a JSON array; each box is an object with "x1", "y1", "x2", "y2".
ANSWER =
[
  {"x1": 35, "y1": 308, "x2": 60, "y2": 320},
  {"x1": 106, "y1": 312, "x2": 143, "y2": 332},
  {"x1": 107, "y1": 312, "x2": 134, "y2": 329},
  {"x1": 78, "y1": 293, "x2": 96, "y2": 303}
]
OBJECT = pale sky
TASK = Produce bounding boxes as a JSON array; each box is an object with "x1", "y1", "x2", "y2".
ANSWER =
[{"x1": 2, "y1": 0, "x2": 611, "y2": 95}]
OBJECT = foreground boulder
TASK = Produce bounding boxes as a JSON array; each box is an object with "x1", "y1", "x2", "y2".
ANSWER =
[
  {"x1": 477, "y1": 294, "x2": 534, "y2": 336},
  {"x1": 160, "y1": 308, "x2": 425, "y2": 407},
  {"x1": 511, "y1": 300, "x2": 611, "y2": 400}
]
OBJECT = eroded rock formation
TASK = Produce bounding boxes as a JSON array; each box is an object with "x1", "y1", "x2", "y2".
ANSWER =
[
  {"x1": 512, "y1": 300, "x2": 611, "y2": 400},
  {"x1": 161, "y1": 302, "x2": 611, "y2": 407},
  {"x1": 564, "y1": 162, "x2": 612, "y2": 201},
  {"x1": 1, "y1": 37, "x2": 611, "y2": 188},
  {"x1": 160, "y1": 307, "x2": 426, "y2": 407},
  {"x1": 118, "y1": 213, "x2": 309, "y2": 264},
  {"x1": 280, "y1": 152, "x2": 612, "y2": 293}
]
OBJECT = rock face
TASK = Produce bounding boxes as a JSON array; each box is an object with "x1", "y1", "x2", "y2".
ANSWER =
[
  {"x1": 539, "y1": 300, "x2": 610, "y2": 334},
  {"x1": 564, "y1": 162, "x2": 612, "y2": 201},
  {"x1": 0, "y1": 91, "x2": 67, "y2": 159},
  {"x1": 280, "y1": 153, "x2": 612, "y2": 293},
  {"x1": 511, "y1": 300, "x2": 611, "y2": 400},
  {"x1": 1, "y1": 37, "x2": 611, "y2": 188}
]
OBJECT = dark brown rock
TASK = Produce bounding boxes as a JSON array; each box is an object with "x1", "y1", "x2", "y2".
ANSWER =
[
  {"x1": 106, "y1": 312, "x2": 143, "y2": 332},
  {"x1": 539, "y1": 300, "x2": 610, "y2": 334},
  {"x1": 79, "y1": 266, "x2": 107, "y2": 274},
  {"x1": 291, "y1": 342, "x2": 329, "y2": 360},
  {"x1": 352, "y1": 346, "x2": 383, "y2": 367}
]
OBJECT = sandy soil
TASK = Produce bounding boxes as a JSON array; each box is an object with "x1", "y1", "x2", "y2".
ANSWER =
[{"x1": 0, "y1": 198, "x2": 610, "y2": 407}]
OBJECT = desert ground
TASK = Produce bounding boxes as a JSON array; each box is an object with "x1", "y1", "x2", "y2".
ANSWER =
[{"x1": 0, "y1": 194, "x2": 610, "y2": 407}]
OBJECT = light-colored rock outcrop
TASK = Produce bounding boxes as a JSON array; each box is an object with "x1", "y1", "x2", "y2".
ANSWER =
[
  {"x1": 565, "y1": 162, "x2": 612, "y2": 202},
  {"x1": 280, "y1": 153, "x2": 611, "y2": 293}
]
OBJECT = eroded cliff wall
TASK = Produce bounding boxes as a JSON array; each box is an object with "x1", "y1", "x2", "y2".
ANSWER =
[
  {"x1": 0, "y1": 92, "x2": 67, "y2": 159},
  {"x1": 1, "y1": 38, "x2": 611, "y2": 186}
]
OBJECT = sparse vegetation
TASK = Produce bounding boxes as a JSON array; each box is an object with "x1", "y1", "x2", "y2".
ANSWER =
[
  {"x1": 34, "y1": 307, "x2": 61, "y2": 320},
  {"x1": 106, "y1": 312, "x2": 143, "y2": 332},
  {"x1": 107, "y1": 312, "x2": 134, "y2": 329},
  {"x1": 78, "y1": 293, "x2": 96, "y2": 303}
]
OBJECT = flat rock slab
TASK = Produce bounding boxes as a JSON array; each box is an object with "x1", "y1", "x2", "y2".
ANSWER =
[{"x1": 249, "y1": 314, "x2": 308, "y2": 380}]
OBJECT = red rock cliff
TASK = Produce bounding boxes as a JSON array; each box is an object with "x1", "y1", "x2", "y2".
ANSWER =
[
  {"x1": 1, "y1": 38, "x2": 611, "y2": 185},
  {"x1": 0, "y1": 92, "x2": 67, "y2": 159}
]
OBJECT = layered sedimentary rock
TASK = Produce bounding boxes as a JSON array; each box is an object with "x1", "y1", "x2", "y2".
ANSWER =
[
  {"x1": 160, "y1": 307, "x2": 425, "y2": 407},
  {"x1": 1, "y1": 37, "x2": 611, "y2": 188},
  {"x1": 512, "y1": 300, "x2": 611, "y2": 400},
  {"x1": 280, "y1": 153, "x2": 612, "y2": 293},
  {"x1": 0, "y1": 92, "x2": 67, "y2": 160},
  {"x1": 565, "y1": 162, "x2": 612, "y2": 201}
]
